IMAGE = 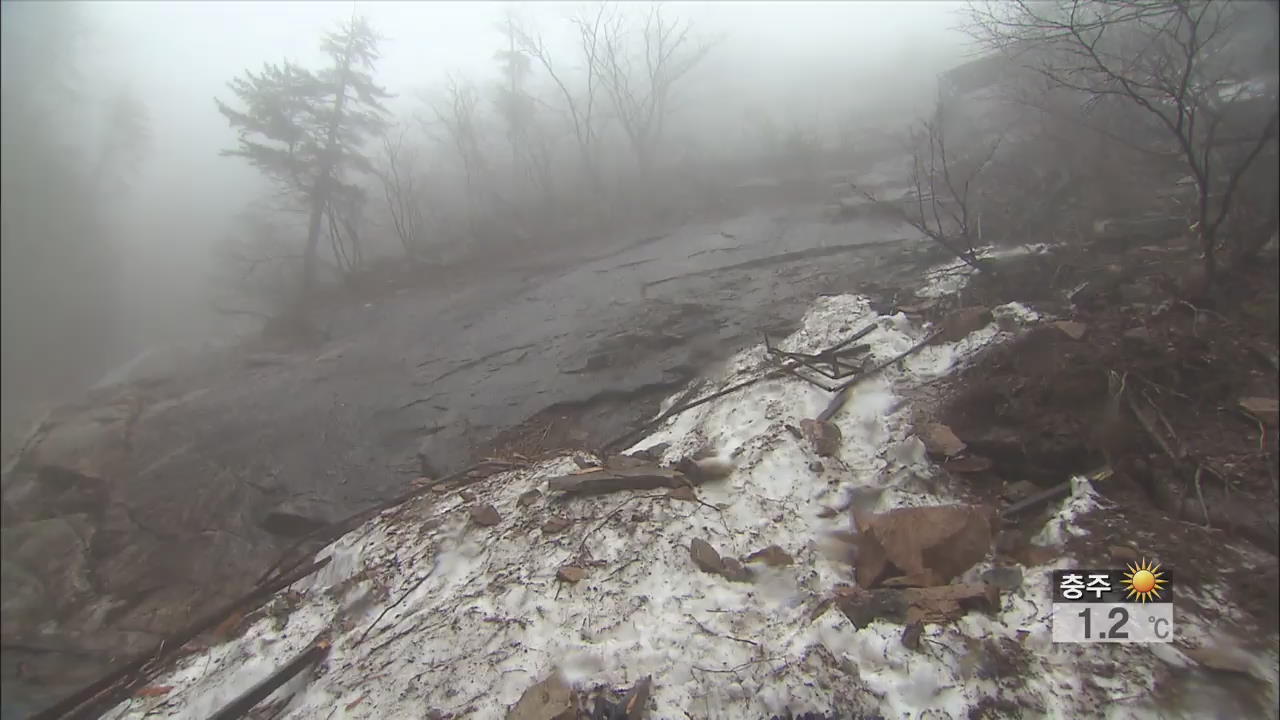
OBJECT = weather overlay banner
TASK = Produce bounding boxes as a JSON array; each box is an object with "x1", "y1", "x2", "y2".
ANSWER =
[{"x1": 1051, "y1": 560, "x2": 1173, "y2": 643}]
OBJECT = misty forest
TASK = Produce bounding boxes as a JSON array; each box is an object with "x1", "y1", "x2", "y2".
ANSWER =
[{"x1": 2, "y1": 2, "x2": 1278, "y2": 719}]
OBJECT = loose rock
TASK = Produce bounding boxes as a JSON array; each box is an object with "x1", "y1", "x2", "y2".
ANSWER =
[
  {"x1": 800, "y1": 418, "x2": 843, "y2": 457},
  {"x1": 556, "y1": 566, "x2": 587, "y2": 584},
  {"x1": 507, "y1": 671, "x2": 576, "y2": 720},
  {"x1": 690, "y1": 538, "x2": 724, "y2": 574},
  {"x1": 744, "y1": 545, "x2": 794, "y2": 567},
  {"x1": 517, "y1": 490, "x2": 542, "y2": 507},
  {"x1": 921, "y1": 423, "x2": 967, "y2": 457},
  {"x1": 931, "y1": 306, "x2": 993, "y2": 344},
  {"x1": 541, "y1": 517, "x2": 572, "y2": 534},
  {"x1": 666, "y1": 486, "x2": 698, "y2": 503},
  {"x1": 720, "y1": 557, "x2": 753, "y2": 583},
  {"x1": 469, "y1": 504, "x2": 501, "y2": 527},
  {"x1": 1053, "y1": 320, "x2": 1088, "y2": 340},
  {"x1": 851, "y1": 504, "x2": 994, "y2": 588}
]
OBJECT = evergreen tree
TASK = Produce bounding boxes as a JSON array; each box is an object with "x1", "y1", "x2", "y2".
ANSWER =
[{"x1": 216, "y1": 15, "x2": 390, "y2": 309}]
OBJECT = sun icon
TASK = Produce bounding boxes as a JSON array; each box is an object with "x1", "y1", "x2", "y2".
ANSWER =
[{"x1": 1122, "y1": 559, "x2": 1167, "y2": 602}]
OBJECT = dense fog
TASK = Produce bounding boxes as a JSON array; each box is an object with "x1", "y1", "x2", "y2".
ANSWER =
[{"x1": 0, "y1": 1, "x2": 970, "y2": 453}]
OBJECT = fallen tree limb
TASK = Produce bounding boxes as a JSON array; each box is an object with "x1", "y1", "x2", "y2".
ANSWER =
[
  {"x1": 207, "y1": 638, "x2": 330, "y2": 720},
  {"x1": 34, "y1": 557, "x2": 331, "y2": 720}
]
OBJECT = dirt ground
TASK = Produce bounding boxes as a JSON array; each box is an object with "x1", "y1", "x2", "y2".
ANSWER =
[{"x1": 910, "y1": 234, "x2": 1280, "y2": 643}]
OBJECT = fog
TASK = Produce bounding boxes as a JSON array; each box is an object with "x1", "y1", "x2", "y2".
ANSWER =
[{"x1": 1, "y1": 0, "x2": 970, "y2": 451}]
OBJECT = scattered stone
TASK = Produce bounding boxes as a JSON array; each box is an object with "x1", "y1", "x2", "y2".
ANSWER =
[
  {"x1": 800, "y1": 418, "x2": 843, "y2": 457},
  {"x1": 920, "y1": 424, "x2": 967, "y2": 457},
  {"x1": 744, "y1": 545, "x2": 794, "y2": 567},
  {"x1": 470, "y1": 504, "x2": 501, "y2": 527},
  {"x1": 1239, "y1": 397, "x2": 1279, "y2": 427},
  {"x1": 573, "y1": 455, "x2": 598, "y2": 469},
  {"x1": 942, "y1": 455, "x2": 992, "y2": 473},
  {"x1": 808, "y1": 460, "x2": 825, "y2": 473},
  {"x1": 556, "y1": 566, "x2": 587, "y2": 584},
  {"x1": 901, "y1": 621, "x2": 924, "y2": 651},
  {"x1": 851, "y1": 504, "x2": 994, "y2": 588},
  {"x1": 627, "y1": 443, "x2": 669, "y2": 462},
  {"x1": 931, "y1": 306, "x2": 993, "y2": 344},
  {"x1": 541, "y1": 517, "x2": 572, "y2": 534},
  {"x1": 981, "y1": 566, "x2": 1024, "y2": 592},
  {"x1": 1109, "y1": 545, "x2": 1140, "y2": 564},
  {"x1": 785, "y1": 424, "x2": 803, "y2": 440},
  {"x1": 507, "y1": 671, "x2": 576, "y2": 720},
  {"x1": 690, "y1": 538, "x2": 724, "y2": 574},
  {"x1": 459, "y1": 490, "x2": 477, "y2": 502},
  {"x1": 817, "y1": 506, "x2": 839, "y2": 519},
  {"x1": 667, "y1": 486, "x2": 698, "y2": 503},
  {"x1": 517, "y1": 490, "x2": 542, "y2": 507},
  {"x1": 1053, "y1": 320, "x2": 1088, "y2": 340},
  {"x1": 677, "y1": 457, "x2": 734, "y2": 483},
  {"x1": 720, "y1": 557, "x2": 754, "y2": 583}
]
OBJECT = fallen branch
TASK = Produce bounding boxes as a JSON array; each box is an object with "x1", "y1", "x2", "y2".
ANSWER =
[
  {"x1": 355, "y1": 555, "x2": 442, "y2": 646},
  {"x1": 818, "y1": 330, "x2": 943, "y2": 422},
  {"x1": 207, "y1": 638, "x2": 330, "y2": 720}
]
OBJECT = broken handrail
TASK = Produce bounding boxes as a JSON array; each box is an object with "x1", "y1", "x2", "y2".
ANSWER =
[
  {"x1": 32, "y1": 557, "x2": 332, "y2": 720},
  {"x1": 764, "y1": 321, "x2": 878, "y2": 382}
]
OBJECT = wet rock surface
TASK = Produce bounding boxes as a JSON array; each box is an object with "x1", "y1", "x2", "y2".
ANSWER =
[{"x1": 1, "y1": 209, "x2": 931, "y2": 712}]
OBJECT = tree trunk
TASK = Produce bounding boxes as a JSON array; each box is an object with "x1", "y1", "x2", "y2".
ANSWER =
[{"x1": 301, "y1": 178, "x2": 327, "y2": 306}]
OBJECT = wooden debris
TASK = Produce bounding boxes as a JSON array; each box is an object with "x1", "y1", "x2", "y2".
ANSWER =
[
  {"x1": 207, "y1": 639, "x2": 330, "y2": 720},
  {"x1": 546, "y1": 467, "x2": 688, "y2": 495}
]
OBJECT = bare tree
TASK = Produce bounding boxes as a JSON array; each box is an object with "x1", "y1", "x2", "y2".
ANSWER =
[
  {"x1": 512, "y1": 4, "x2": 610, "y2": 185},
  {"x1": 376, "y1": 125, "x2": 426, "y2": 256},
  {"x1": 595, "y1": 3, "x2": 714, "y2": 175},
  {"x1": 427, "y1": 73, "x2": 489, "y2": 230},
  {"x1": 966, "y1": 0, "x2": 1280, "y2": 281}
]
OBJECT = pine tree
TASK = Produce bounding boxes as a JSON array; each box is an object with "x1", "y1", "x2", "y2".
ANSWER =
[{"x1": 216, "y1": 15, "x2": 390, "y2": 310}]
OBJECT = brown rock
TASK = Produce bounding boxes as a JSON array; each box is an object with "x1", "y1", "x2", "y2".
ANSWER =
[
  {"x1": 690, "y1": 538, "x2": 723, "y2": 574},
  {"x1": 1239, "y1": 397, "x2": 1279, "y2": 427},
  {"x1": 621, "y1": 675, "x2": 653, "y2": 720},
  {"x1": 901, "y1": 621, "x2": 924, "y2": 651},
  {"x1": 931, "y1": 307, "x2": 992, "y2": 344},
  {"x1": 677, "y1": 457, "x2": 734, "y2": 483},
  {"x1": 800, "y1": 418, "x2": 843, "y2": 457},
  {"x1": 541, "y1": 517, "x2": 572, "y2": 534},
  {"x1": 507, "y1": 671, "x2": 576, "y2": 720},
  {"x1": 470, "y1": 504, "x2": 501, "y2": 527},
  {"x1": 667, "y1": 486, "x2": 698, "y2": 503},
  {"x1": 1014, "y1": 543, "x2": 1061, "y2": 567},
  {"x1": 1109, "y1": 545, "x2": 1140, "y2": 564},
  {"x1": 836, "y1": 587, "x2": 908, "y2": 627},
  {"x1": 921, "y1": 424, "x2": 967, "y2": 457},
  {"x1": 1002, "y1": 480, "x2": 1038, "y2": 502},
  {"x1": 556, "y1": 566, "x2": 587, "y2": 584},
  {"x1": 459, "y1": 490, "x2": 477, "y2": 502},
  {"x1": 517, "y1": 490, "x2": 542, "y2": 507},
  {"x1": 851, "y1": 504, "x2": 993, "y2": 588},
  {"x1": 942, "y1": 455, "x2": 992, "y2": 473},
  {"x1": 744, "y1": 545, "x2": 794, "y2": 567},
  {"x1": 720, "y1": 557, "x2": 753, "y2": 582},
  {"x1": 817, "y1": 506, "x2": 839, "y2": 519},
  {"x1": 1053, "y1": 320, "x2": 1088, "y2": 340}
]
